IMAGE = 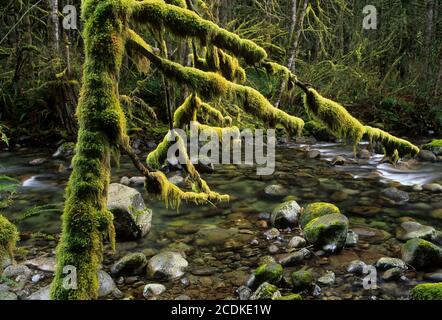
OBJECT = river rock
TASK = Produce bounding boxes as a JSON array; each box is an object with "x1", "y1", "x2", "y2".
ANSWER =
[
  {"x1": 317, "y1": 271, "x2": 335, "y2": 287},
  {"x1": 143, "y1": 283, "x2": 166, "y2": 299},
  {"x1": 2, "y1": 264, "x2": 32, "y2": 281},
  {"x1": 254, "y1": 263, "x2": 283, "y2": 287},
  {"x1": 357, "y1": 149, "x2": 371, "y2": 160},
  {"x1": 382, "y1": 267, "x2": 403, "y2": 281},
  {"x1": 29, "y1": 158, "x2": 47, "y2": 166},
  {"x1": 307, "y1": 150, "x2": 321, "y2": 159},
  {"x1": 52, "y1": 142, "x2": 75, "y2": 159},
  {"x1": 147, "y1": 251, "x2": 188, "y2": 280},
  {"x1": 402, "y1": 238, "x2": 442, "y2": 270},
  {"x1": 236, "y1": 286, "x2": 252, "y2": 300},
  {"x1": 299, "y1": 202, "x2": 341, "y2": 229},
  {"x1": 270, "y1": 201, "x2": 301, "y2": 229},
  {"x1": 418, "y1": 150, "x2": 437, "y2": 162},
  {"x1": 424, "y1": 270, "x2": 442, "y2": 282},
  {"x1": 375, "y1": 257, "x2": 407, "y2": 270},
  {"x1": 347, "y1": 260, "x2": 367, "y2": 275},
  {"x1": 250, "y1": 282, "x2": 280, "y2": 300},
  {"x1": 381, "y1": 187, "x2": 409, "y2": 203},
  {"x1": 396, "y1": 221, "x2": 436, "y2": 242},
  {"x1": 278, "y1": 248, "x2": 311, "y2": 267},
  {"x1": 24, "y1": 256, "x2": 56, "y2": 272},
  {"x1": 291, "y1": 270, "x2": 314, "y2": 292},
  {"x1": 26, "y1": 285, "x2": 51, "y2": 300},
  {"x1": 263, "y1": 228, "x2": 280, "y2": 240},
  {"x1": 423, "y1": 140, "x2": 442, "y2": 156},
  {"x1": 331, "y1": 156, "x2": 346, "y2": 166},
  {"x1": 304, "y1": 213, "x2": 349, "y2": 253},
  {"x1": 194, "y1": 227, "x2": 239, "y2": 247},
  {"x1": 264, "y1": 184, "x2": 289, "y2": 198},
  {"x1": 422, "y1": 183, "x2": 442, "y2": 193},
  {"x1": 345, "y1": 231, "x2": 359, "y2": 247},
  {"x1": 288, "y1": 236, "x2": 307, "y2": 249},
  {"x1": 111, "y1": 252, "x2": 147, "y2": 276},
  {"x1": 107, "y1": 183, "x2": 152, "y2": 240},
  {"x1": 98, "y1": 270, "x2": 121, "y2": 298}
]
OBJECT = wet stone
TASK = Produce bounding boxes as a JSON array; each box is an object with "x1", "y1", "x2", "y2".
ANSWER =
[
  {"x1": 347, "y1": 260, "x2": 367, "y2": 275},
  {"x1": 382, "y1": 267, "x2": 403, "y2": 282},
  {"x1": 396, "y1": 221, "x2": 436, "y2": 242},
  {"x1": 375, "y1": 257, "x2": 407, "y2": 271}
]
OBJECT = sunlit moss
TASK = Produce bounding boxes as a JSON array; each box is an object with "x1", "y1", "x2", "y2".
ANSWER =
[
  {"x1": 304, "y1": 88, "x2": 365, "y2": 151},
  {"x1": 0, "y1": 215, "x2": 19, "y2": 270},
  {"x1": 131, "y1": 0, "x2": 267, "y2": 64},
  {"x1": 411, "y1": 283, "x2": 442, "y2": 300},
  {"x1": 146, "y1": 132, "x2": 174, "y2": 169},
  {"x1": 51, "y1": 0, "x2": 129, "y2": 300},
  {"x1": 364, "y1": 126, "x2": 419, "y2": 163}
]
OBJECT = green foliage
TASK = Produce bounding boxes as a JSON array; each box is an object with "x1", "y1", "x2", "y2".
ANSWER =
[
  {"x1": 411, "y1": 283, "x2": 442, "y2": 300},
  {"x1": 0, "y1": 215, "x2": 19, "y2": 269}
]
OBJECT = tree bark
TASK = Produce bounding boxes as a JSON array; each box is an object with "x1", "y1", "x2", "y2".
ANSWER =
[{"x1": 48, "y1": 0, "x2": 60, "y2": 52}]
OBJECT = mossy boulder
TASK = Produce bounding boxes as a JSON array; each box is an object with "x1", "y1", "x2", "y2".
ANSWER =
[
  {"x1": 411, "y1": 283, "x2": 442, "y2": 300},
  {"x1": 0, "y1": 215, "x2": 19, "y2": 270},
  {"x1": 273, "y1": 294, "x2": 302, "y2": 300},
  {"x1": 299, "y1": 202, "x2": 341, "y2": 229},
  {"x1": 110, "y1": 252, "x2": 147, "y2": 276},
  {"x1": 107, "y1": 183, "x2": 153, "y2": 240},
  {"x1": 254, "y1": 263, "x2": 283, "y2": 286},
  {"x1": 303, "y1": 213, "x2": 349, "y2": 253},
  {"x1": 291, "y1": 269, "x2": 314, "y2": 292},
  {"x1": 423, "y1": 140, "x2": 442, "y2": 156},
  {"x1": 401, "y1": 238, "x2": 442, "y2": 270},
  {"x1": 52, "y1": 142, "x2": 76, "y2": 159},
  {"x1": 270, "y1": 201, "x2": 301, "y2": 229},
  {"x1": 250, "y1": 282, "x2": 281, "y2": 300}
]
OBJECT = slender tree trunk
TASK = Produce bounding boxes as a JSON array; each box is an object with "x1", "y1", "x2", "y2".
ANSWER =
[
  {"x1": 275, "y1": 0, "x2": 308, "y2": 108},
  {"x1": 48, "y1": 0, "x2": 60, "y2": 52}
]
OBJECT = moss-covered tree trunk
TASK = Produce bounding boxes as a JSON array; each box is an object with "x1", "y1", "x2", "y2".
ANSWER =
[{"x1": 51, "y1": 0, "x2": 128, "y2": 300}]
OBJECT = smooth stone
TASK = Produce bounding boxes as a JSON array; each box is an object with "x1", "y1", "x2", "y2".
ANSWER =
[
  {"x1": 270, "y1": 201, "x2": 301, "y2": 229},
  {"x1": 375, "y1": 257, "x2": 407, "y2": 271},
  {"x1": 147, "y1": 251, "x2": 188, "y2": 280},
  {"x1": 263, "y1": 228, "x2": 280, "y2": 240},
  {"x1": 382, "y1": 267, "x2": 403, "y2": 281},
  {"x1": 288, "y1": 236, "x2": 307, "y2": 249},
  {"x1": 128, "y1": 176, "x2": 146, "y2": 187},
  {"x1": 29, "y1": 158, "x2": 47, "y2": 166},
  {"x1": 423, "y1": 270, "x2": 442, "y2": 282},
  {"x1": 431, "y1": 209, "x2": 442, "y2": 220},
  {"x1": 423, "y1": 183, "x2": 442, "y2": 193},
  {"x1": 331, "y1": 156, "x2": 346, "y2": 166},
  {"x1": 254, "y1": 263, "x2": 283, "y2": 287},
  {"x1": 396, "y1": 221, "x2": 436, "y2": 242},
  {"x1": 111, "y1": 252, "x2": 147, "y2": 276},
  {"x1": 250, "y1": 282, "x2": 280, "y2": 300},
  {"x1": 52, "y1": 142, "x2": 75, "y2": 159},
  {"x1": 98, "y1": 270, "x2": 121, "y2": 298},
  {"x1": 264, "y1": 184, "x2": 289, "y2": 198},
  {"x1": 194, "y1": 227, "x2": 239, "y2": 247},
  {"x1": 278, "y1": 248, "x2": 311, "y2": 267},
  {"x1": 381, "y1": 187, "x2": 409, "y2": 203},
  {"x1": 317, "y1": 271, "x2": 335, "y2": 287},
  {"x1": 357, "y1": 149, "x2": 371, "y2": 160},
  {"x1": 236, "y1": 286, "x2": 252, "y2": 300},
  {"x1": 307, "y1": 150, "x2": 321, "y2": 159},
  {"x1": 143, "y1": 283, "x2": 166, "y2": 299},
  {"x1": 120, "y1": 176, "x2": 130, "y2": 186},
  {"x1": 304, "y1": 213, "x2": 349, "y2": 253},
  {"x1": 347, "y1": 260, "x2": 367, "y2": 275},
  {"x1": 418, "y1": 150, "x2": 437, "y2": 162},
  {"x1": 291, "y1": 270, "x2": 314, "y2": 292},
  {"x1": 26, "y1": 285, "x2": 51, "y2": 300},
  {"x1": 24, "y1": 257, "x2": 56, "y2": 272},
  {"x1": 2, "y1": 264, "x2": 32, "y2": 281},
  {"x1": 107, "y1": 183, "x2": 152, "y2": 240},
  {"x1": 168, "y1": 175, "x2": 184, "y2": 187},
  {"x1": 351, "y1": 225, "x2": 392, "y2": 244}
]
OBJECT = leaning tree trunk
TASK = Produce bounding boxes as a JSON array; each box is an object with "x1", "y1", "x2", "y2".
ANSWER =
[{"x1": 50, "y1": 0, "x2": 129, "y2": 300}]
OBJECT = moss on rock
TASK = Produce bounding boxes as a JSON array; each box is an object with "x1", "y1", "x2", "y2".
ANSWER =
[
  {"x1": 411, "y1": 283, "x2": 442, "y2": 300},
  {"x1": 299, "y1": 202, "x2": 341, "y2": 229},
  {"x1": 401, "y1": 238, "x2": 442, "y2": 270},
  {"x1": 291, "y1": 269, "x2": 314, "y2": 292},
  {"x1": 255, "y1": 263, "x2": 283, "y2": 286},
  {"x1": 0, "y1": 215, "x2": 19, "y2": 270}
]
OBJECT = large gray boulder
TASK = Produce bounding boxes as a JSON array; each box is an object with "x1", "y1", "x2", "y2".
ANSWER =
[{"x1": 107, "y1": 183, "x2": 152, "y2": 240}]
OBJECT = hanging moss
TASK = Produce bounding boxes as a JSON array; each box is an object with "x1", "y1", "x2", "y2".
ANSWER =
[
  {"x1": 126, "y1": 31, "x2": 304, "y2": 137},
  {"x1": 0, "y1": 215, "x2": 19, "y2": 270},
  {"x1": 51, "y1": 0, "x2": 129, "y2": 300},
  {"x1": 173, "y1": 94, "x2": 199, "y2": 129},
  {"x1": 131, "y1": 0, "x2": 267, "y2": 64},
  {"x1": 120, "y1": 95, "x2": 158, "y2": 122},
  {"x1": 364, "y1": 126, "x2": 419, "y2": 163},
  {"x1": 146, "y1": 132, "x2": 175, "y2": 169},
  {"x1": 304, "y1": 88, "x2": 365, "y2": 150}
]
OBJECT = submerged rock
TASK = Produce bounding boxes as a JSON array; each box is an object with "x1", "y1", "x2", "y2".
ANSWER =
[
  {"x1": 288, "y1": 236, "x2": 307, "y2": 249},
  {"x1": 381, "y1": 187, "x2": 409, "y2": 203},
  {"x1": 345, "y1": 231, "x2": 359, "y2": 247},
  {"x1": 147, "y1": 251, "x2": 188, "y2": 280},
  {"x1": 291, "y1": 269, "x2": 314, "y2": 292},
  {"x1": 382, "y1": 267, "x2": 403, "y2": 282},
  {"x1": 423, "y1": 140, "x2": 442, "y2": 156},
  {"x1": 396, "y1": 221, "x2": 436, "y2": 242},
  {"x1": 418, "y1": 150, "x2": 437, "y2": 162},
  {"x1": 264, "y1": 184, "x2": 289, "y2": 198},
  {"x1": 194, "y1": 227, "x2": 239, "y2": 247},
  {"x1": 375, "y1": 257, "x2": 407, "y2": 271},
  {"x1": 143, "y1": 283, "x2": 166, "y2": 299},
  {"x1": 111, "y1": 252, "x2": 147, "y2": 276},
  {"x1": 52, "y1": 142, "x2": 75, "y2": 159},
  {"x1": 278, "y1": 248, "x2": 311, "y2": 267},
  {"x1": 107, "y1": 183, "x2": 152, "y2": 240},
  {"x1": 270, "y1": 201, "x2": 301, "y2": 229},
  {"x1": 303, "y1": 213, "x2": 349, "y2": 253},
  {"x1": 254, "y1": 263, "x2": 283, "y2": 287},
  {"x1": 402, "y1": 238, "x2": 442, "y2": 270},
  {"x1": 347, "y1": 260, "x2": 367, "y2": 275},
  {"x1": 317, "y1": 271, "x2": 335, "y2": 287}
]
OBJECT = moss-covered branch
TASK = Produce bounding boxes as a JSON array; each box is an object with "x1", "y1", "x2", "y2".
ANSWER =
[
  {"x1": 126, "y1": 29, "x2": 304, "y2": 137},
  {"x1": 130, "y1": 0, "x2": 267, "y2": 64}
]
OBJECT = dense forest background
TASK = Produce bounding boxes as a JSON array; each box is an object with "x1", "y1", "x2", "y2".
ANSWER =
[{"x1": 1, "y1": 0, "x2": 442, "y2": 147}]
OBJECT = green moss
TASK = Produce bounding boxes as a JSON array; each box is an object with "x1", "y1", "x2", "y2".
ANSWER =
[
  {"x1": 131, "y1": 0, "x2": 267, "y2": 64},
  {"x1": 299, "y1": 202, "x2": 341, "y2": 229},
  {"x1": 51, "y1": 0, "x2": 130, "y2": 300},
  {"x1": 423, "y1": 139, "x2": 442, "y2": 155},
  {"x1": 255, "y1": 263, "x2": 283, "y2": 286},
  {"x1": 291, "y1": 269, "x2": 314, "y2": 292},
  {"x1": 0, "y1": 215, "x2": 19, "y2": 270},
  {"x1": 146, "y1": 131, "x2": 175, "y2": 169},
  {"x1": 273, "y1": 294, "x2": 302, "y2": 301},
  {"x1": 411, "y1": 283, "x2": 442, "y2": 300},
  {"x1": 402, "y1": 238, "x2": 441, "y2": 270},
  {"x1": 304, "y1": 88, "x2": 365, "y2": 152},
  {"x1": 364, "y1": 126, "x2": 419, "y2": 163},
  {"x1": 303, "y1": 213, "x2": 348, "y2": 252}
]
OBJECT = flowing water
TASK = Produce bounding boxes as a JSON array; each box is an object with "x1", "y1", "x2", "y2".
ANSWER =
[{"x1": 1, "y1": 140, "x2": 442, "y2": 300}]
